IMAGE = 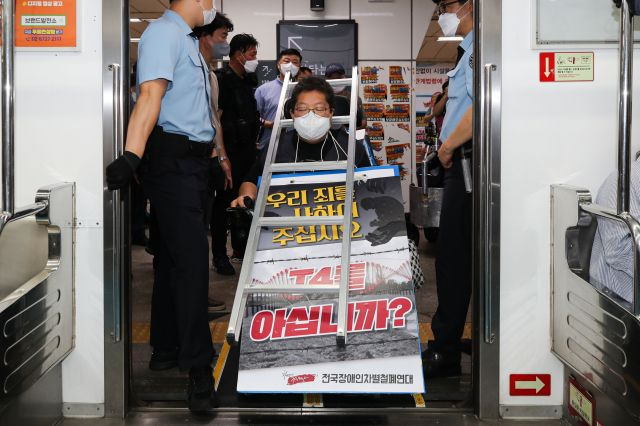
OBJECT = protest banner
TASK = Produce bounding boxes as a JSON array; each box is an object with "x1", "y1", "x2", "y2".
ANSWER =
[{"x1": 237, "y1": 167, "x2": 424, "y2": 394}]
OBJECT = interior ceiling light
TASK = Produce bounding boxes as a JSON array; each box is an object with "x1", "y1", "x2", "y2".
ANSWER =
[{"x1": 437, "y1": 36, "x2": 464, "y2": 42}]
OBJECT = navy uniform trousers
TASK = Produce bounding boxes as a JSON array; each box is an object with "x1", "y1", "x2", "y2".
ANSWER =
[
  {"x1": 430, "y1": 150, "x2": 473, "y2": 357},
  {"x1": 141, "y1": 127, "x2": 214, "y2": 370}
]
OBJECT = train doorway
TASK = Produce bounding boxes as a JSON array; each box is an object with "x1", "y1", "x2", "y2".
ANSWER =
[{"x1": 102, "y1": 0, "x2": 502, "y2": 420}]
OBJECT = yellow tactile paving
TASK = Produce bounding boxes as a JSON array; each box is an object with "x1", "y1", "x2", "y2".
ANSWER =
[
  {"x1": 418, "y1": 322, "x2": 472, "y2": 342},
  {"x1": 131, "y1": 322, "x2": 150, "y2": 344},
  {"x1": 131, "y1": 321, "x2": 472, "y2": 344},
  {"x1": 213, "y1": 341, "x2": 230, "y2": 391},
  {"x1": 412, "y1": 393, "x2": 426, "y2": 408}
]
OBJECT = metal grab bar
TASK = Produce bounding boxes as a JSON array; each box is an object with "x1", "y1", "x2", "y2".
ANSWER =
[
  {"x1": 581, "y1": 202, "x2": 640, "y2": 315},
  {"x1": 482, "y1": 63, "x2": 497, "y2": 344},
  {"x1": 108, "y1": 63, "x2": 123, "y2": 342},
  {"x1": 0, "y1": 202, "x2": 49, "y2": 238},
  {"x1": 2, "y1": 0, "x2": 16, "y2": 214},
  {"x1": 617, "y1": 0, "x2": 634, "y2": 215}
]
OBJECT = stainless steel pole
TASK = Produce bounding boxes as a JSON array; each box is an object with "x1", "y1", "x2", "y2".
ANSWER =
[
  {"x1": 2, "y1": 0, "x2": 15, "y2": 214},
  {"x1": 617, "y1": 0, "x2": 633, "y2": 215}
]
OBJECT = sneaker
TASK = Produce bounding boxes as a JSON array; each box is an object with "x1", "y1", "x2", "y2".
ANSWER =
[
  {"x1": 187, "y1": 365, "x2": 218, "y2": 413},
  {"x1": 208, "y1": 298, "x2": 226, "y2": 313},
  {"x1": 213, "y1": 257, "x2": 235, "y2": 275},
  {"x1": 149, "y1": 348, "x2": 178, "y2": 371}
]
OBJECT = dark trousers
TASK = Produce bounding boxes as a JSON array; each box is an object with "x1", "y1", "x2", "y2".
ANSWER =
[
  {"x1": 141, "y1": 141, "x2": 213, "y2": 369},
  {"x1": 131, "y1": 180, "x2": 147, "y2": 241},
  {"x1": 210, "y1": 148, "x2": 255, "y2": 259},
  {"x1": 431, "y1": 155, "x2": 472, "y2": 357}
]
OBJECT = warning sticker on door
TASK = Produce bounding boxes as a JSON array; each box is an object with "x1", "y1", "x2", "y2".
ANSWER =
[{"x1": 540, "y1": 52, "x2": 594, "y2": 82}]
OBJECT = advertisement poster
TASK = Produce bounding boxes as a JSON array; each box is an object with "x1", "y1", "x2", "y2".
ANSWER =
[
  {"x1": 360, "y1": 62, "x2": 413, "y2": 209},
  {"x1": 412, "y1": 63, "x2": 453, "y2": 179},
  {"x1": 15, "y1": 0, "x2": 78, "y2": 49},
  {"x1": 237, "y1": 168, "x2": 424, "y2": 394}
]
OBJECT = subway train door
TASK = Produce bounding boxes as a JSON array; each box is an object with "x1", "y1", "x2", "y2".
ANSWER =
[
  {"x1": 97, "y1": 0, "x2": 508, "y2": 420},
  {"x1": 472, "y1": 0, "x2": 501, "y2": 420},
  {"x1": 102, "y1": 0, "x2": 130, "y2": 418}
]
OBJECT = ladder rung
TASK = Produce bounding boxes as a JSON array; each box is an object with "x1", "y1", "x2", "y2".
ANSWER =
[
  {"x1": 269, "y1": 161, "x2": 348, "y2": 173},
  {"x1": 286, "y1": 78, "x2": 352, "y2": 88},
  {"x1": 244, "y1": 285, "x2": 340, "y2": 294},
  {"x1": 326, "y1": 78, "x2": 353, "y2": 87},
  {"x1": 280, "y1": 116, "x2": 350, "y2": 128},
  {"x1": 258, "y1": 216, "x2": 344, "y2": 227}
]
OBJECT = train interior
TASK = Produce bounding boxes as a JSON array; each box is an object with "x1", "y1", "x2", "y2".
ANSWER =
[{"x1": 0, "y1": 0, "x2": 640, "y2": 425}]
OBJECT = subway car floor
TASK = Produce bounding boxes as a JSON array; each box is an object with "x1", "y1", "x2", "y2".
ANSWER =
[{"x1": 127, "y1": 233, "x2": 473, "y2": 412}]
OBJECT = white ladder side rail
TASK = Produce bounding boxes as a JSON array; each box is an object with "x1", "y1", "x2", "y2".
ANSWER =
[
  {"x1": 226, "y1": 72, "x2": 294, "y2": 343},
  {"x1": 335, "y1": 67, "x2": 360, "y2": 346}
]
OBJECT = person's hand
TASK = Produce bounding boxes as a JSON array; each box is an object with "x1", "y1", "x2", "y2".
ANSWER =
[
  {"x1": 264, "y1": 120, "x2": 274, "y2": 129},
  {"x1": 219, "y1": 157, "x2": 233, "y2": 190},
  {"x1": 106, "y1": 151, "x2": 140, "y2": 190},
  {"x1": 231, "y1": 195, "x2": 253, "y2": 208},
  {"x1": 438, "y1": 142, "x2": 454, "y2": 169}
]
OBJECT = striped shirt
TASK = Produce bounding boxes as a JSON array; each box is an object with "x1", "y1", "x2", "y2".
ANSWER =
[{"x1": 589, "y1": 162, "x2": 640, "y2": 303}]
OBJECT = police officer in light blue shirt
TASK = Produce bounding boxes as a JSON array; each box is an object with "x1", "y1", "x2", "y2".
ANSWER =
[
  {"x1": 105, "y1": 0, "x2": 219, "y2": 413},
  {"x1": 424, "y1": 0, "x2": 475, "y2": 379}
]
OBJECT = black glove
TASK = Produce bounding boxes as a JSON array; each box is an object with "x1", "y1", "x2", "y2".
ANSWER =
[{"x1": 106, "y1": 151, "x2": 140, "y2": 190}]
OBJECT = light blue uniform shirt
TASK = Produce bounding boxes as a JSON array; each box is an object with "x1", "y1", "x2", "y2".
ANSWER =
[
  {"x1": 440, "y1": 31, "x2": 473, "y2": 143},
  {"x1": 137, "y1": 10, "x2": 214, "y2": 143},
  {"x1": 255, "y1": 77, "x2": 284, "y2": 150}
]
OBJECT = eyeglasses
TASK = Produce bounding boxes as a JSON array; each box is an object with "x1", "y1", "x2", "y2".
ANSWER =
[
  {"x1": 437, "y1": 0, "x2": 462, "y2": 15},
  {"x1": 294, "y1": 105, "x2": 331, "y2": 115}
]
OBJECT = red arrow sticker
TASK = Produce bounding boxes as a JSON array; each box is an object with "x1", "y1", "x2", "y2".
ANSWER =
[
  {"x1": 540, "y1": 52, "x2": 555, "y2": 82},
  {"x1": 509, "y1": 374, "x2": 551, "y2": 396}
]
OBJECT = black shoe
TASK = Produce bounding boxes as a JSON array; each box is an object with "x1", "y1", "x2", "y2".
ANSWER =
[
  {"x1": 422, "y1": 349, "x2": 461, "y2": 379},
  {"x1": 149, "y1": 348, "x2": 178, "y2": 371},
  {"x1": 213, "y1": 257, "x2": 235, "y2": 276},
  {"x1": 187, "y1": 365, "x2": 218, "y2": 413},
  {"x1": 208, "y1": 298, "x2": 226, "y2": 313}
]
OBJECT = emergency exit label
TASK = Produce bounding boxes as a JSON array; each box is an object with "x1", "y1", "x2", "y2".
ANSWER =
[
  {"x1": 540, "y1": 52, "x2": 594, "y2": 82},
  {"x1": 509, "y1": 374, "x2": 551, "y2": 396}
]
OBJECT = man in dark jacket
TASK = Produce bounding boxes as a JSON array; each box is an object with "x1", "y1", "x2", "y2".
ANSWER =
[{"x1": 213, "y1": 33, "x2": 261, "y2": 268}]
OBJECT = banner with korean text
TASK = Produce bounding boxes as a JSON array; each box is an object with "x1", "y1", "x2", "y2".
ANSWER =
[{"x1": 237, "y1": 167, "x2": 424, "y2": 394}]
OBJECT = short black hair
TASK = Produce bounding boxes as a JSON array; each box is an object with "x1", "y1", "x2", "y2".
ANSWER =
[
  {"x1": 277, "y1": 48, "x2": 302, "y2": 62},
  {"x1": 230, "y1": 33, "x2": 259, "y2": 57},
  {"x1": 289, "y1": 76, "x2": 335, "y2": 112},
  {"x1": 442, "y1": 80, "x2": 449, "y2": 90},
  {"x1": 192, "y1": 13, "x2": 233, "y2": 38},
  {"x1": 299, "y1": 66, "x2": 312, "y2": 74}
]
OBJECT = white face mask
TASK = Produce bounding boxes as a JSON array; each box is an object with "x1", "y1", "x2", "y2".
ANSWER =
[
  {"x1": 332, "y1": 85, "x2": 347, "y2": 94},
  {"x1": 280, "y1": 63, "x2": 299, "y2": 78},
  {"x1": 201, "y1": 3, "x2": 217, "y2": 26},
  {"x1": 438, "y1": 2, "x2": 469, "y2": 38},
  {"x1": 438, "y1": 13, "x2": 460, "y2": 37},
  {"x1": 244, "y1": 59, "x2": 259, "y2": 73},
  {"x1": 294, "y1": 111, "x2": 331, "y2": 142}
]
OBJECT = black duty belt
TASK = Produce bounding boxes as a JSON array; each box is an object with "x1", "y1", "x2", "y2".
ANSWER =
[{"x1": 146, "y1": 126, "x2": 214, "y2": 158}]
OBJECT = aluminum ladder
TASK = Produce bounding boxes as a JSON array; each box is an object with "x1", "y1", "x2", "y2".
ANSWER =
[{"x1": 226, "y1": 67, "x2": 361, "y2": 347}]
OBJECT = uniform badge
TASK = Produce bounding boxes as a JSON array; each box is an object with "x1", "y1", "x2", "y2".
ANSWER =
[{"x1": 468, "y1": 53, "x2": 474, "y2": 68}]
